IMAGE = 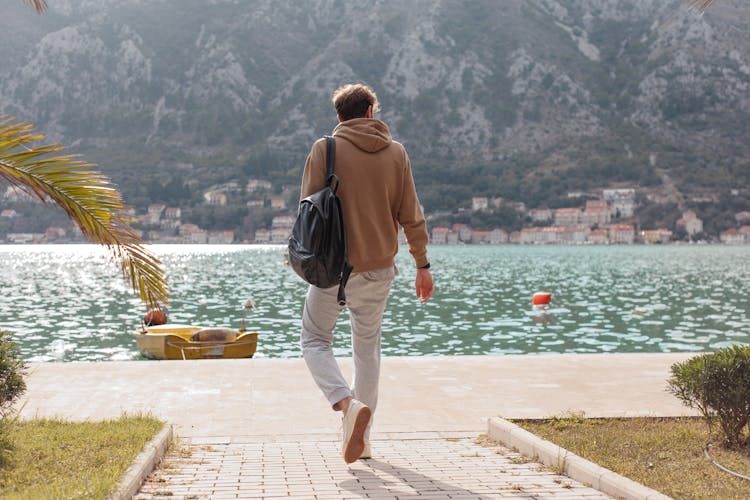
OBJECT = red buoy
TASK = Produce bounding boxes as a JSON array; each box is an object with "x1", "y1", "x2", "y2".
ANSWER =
[{"x1": 532, "y1": 292, "x2": 553, "y2": 306}]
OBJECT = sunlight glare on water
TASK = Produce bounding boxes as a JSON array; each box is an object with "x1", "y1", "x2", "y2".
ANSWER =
[{"x1": 0, "y1": 244, "x2": 748, "y2": 361}]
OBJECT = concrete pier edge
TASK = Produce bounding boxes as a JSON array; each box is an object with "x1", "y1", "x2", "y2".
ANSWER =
[
  {"x1": 487, "y1": 416, "x2": 671, "y2": 500},
  {"x1": 110, "y1": 424, "x2": 173, "y2": 500}
]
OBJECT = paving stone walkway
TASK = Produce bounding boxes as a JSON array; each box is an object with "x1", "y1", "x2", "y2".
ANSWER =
[{"x1": 136, "y1": 433, "x2": 612, "y2": 499}]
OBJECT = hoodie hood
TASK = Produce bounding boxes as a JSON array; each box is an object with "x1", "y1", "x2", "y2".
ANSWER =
[{"x1": 332, "y1": 118, "x2": 392, "y2": 153}]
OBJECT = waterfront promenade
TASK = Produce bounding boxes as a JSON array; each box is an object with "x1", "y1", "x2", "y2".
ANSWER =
[
  {"x1": 21, "y1": 353, "x2": 694, "y2": 498},
  {"x1": 21, "y1": 353, "x2": 695, "y2": 437}
]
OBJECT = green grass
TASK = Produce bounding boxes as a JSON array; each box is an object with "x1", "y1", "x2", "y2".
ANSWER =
[
  {"x1": 0, "y1": 415, "x2": 164, "y2": 499},
  {"x1": 514, "y1": 416, "x2": 750, "y2": 500}
]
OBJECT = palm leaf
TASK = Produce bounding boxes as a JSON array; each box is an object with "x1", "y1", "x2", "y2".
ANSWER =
[
  {"x1": 0, "y1": 116, "x2": 169, "y2": 308},
  {"x1": 23, "y1": 0, "x2": 47, "y2": 13},
  {"x1": 687, "y1": 0, "x2": 714, "y2": 11}
]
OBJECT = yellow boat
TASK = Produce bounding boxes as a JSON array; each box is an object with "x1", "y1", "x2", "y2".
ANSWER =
[{"x1": 132, "y1": 324, "x2": 258, "y2": 360}]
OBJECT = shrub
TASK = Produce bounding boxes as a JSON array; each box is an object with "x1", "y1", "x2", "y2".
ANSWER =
[
  {"x1": 668, "y1": 345, "x2": 750, "y2": 449},
  {"x1": 0, "y1": 331, "x2": 26, "y2": 415},
  {"x1": 0, "y1": 331, "x2": 27, "y2": 461}
]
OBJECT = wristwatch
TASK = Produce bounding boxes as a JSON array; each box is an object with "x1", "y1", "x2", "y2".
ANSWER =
[{"x1": 419, "y1": 262, "x2": 431, "y2": 270}]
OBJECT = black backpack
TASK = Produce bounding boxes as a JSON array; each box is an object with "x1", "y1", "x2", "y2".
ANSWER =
[{"x1": 288, "y1": 135, "x2": 353, "y2": 305}]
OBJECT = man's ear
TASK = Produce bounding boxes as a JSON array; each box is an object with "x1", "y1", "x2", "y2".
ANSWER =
[
  {"x1": 365, "y1": 105, "x2": 373, "y2": 119},
  {"x1": 337, "y1": 114, "x2": 343, "y2": 123}
]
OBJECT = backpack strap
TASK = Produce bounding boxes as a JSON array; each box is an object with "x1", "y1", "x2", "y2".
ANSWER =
[
  {"x1": 324, "y1": 135, "x2": 353, "y2": 306},
  {"x1": 324, "y1": 135, "x2": 338, "y2": 194},
  {"x1": 337, "y1": 262, "x2": 353, "y2": 306}
]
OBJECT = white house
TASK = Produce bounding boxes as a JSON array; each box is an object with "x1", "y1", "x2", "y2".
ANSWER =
[
  {"x1": 472, "y1": 197, "x2": 489, "y2": 212},
  {"x1": 602, "y1": 188, "x2": 636, "y2": 218}
]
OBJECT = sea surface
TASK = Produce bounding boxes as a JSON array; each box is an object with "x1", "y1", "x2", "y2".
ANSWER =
[{"x1": 0, "y1": 244, "x2": 748, "y2": 362}]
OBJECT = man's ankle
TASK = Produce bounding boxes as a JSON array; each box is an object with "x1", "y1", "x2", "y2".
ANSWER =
[{"x1": 337, "y1": 396, "x2": 353, "y2": 414}]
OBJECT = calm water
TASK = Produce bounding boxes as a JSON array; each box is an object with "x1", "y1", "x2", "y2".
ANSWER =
[{"x1": 0, "y1": 244, "x2": 748, "y2": 362}]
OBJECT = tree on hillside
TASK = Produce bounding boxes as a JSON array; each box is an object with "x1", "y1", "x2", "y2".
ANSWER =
[{"x1": 2, "y1": 0, "x2": 168, "y2": 308}]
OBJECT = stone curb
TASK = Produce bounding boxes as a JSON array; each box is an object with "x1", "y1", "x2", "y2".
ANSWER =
[
  {"x1": 109, "y1": 424, "x2": 173, "y2": 500},
  {"x1": 487, "y1": 417, "x2": 672, "y2": 500}
]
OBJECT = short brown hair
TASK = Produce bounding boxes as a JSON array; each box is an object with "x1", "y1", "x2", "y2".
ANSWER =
[{"x1": 332, "y1": 83, "x2": 380, "y2": 121}]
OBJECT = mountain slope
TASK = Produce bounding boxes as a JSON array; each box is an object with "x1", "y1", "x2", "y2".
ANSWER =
[{"x1": 1, "y1": 0, "x2": 749, "y2": 209}]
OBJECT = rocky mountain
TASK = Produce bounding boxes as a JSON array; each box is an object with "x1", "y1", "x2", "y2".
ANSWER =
[{"x1": 1, "y1": 0, "x2": 749, "y2": 211}]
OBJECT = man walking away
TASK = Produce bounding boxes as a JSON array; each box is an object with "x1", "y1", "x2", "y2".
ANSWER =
[{"x1": 299, "y1": 83, "x2": 434, "y2": 464}]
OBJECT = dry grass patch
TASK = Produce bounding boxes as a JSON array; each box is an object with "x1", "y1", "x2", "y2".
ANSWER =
[
  {"x1": 515, "y1": 416, "x2": 750, "y2": 500},
  {"x1": 0, "y1": 415, "x2": 164, "y2": 499}
]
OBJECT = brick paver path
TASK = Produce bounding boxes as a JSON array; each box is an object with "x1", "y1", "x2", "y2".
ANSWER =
[{"x1": 136, "y1": 433, "x2": 611, "y2": 499}]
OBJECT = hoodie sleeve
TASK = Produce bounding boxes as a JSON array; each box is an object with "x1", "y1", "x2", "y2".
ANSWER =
[
  {"x1": 397, "y1": 151, "x2": 430, "y2": 268},
  {"x1": 300, "y1": 139, "x2": 327, "y2": 202}
]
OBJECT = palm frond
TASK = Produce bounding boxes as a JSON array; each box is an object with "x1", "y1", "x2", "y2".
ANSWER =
[
  {"x1": 0, "y1": 116, "x2": 169, "y2": 308},
  {"x1": 22, "y1": 0, "x2": 47, "y2": 13},
  {"x1": 687, "y1": 0, "x2": 714, "y2": 12}
]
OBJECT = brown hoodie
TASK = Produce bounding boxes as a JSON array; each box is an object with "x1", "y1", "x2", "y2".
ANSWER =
[{"x1": 300, "y1": 118, "x2": 429, "y2": 272}]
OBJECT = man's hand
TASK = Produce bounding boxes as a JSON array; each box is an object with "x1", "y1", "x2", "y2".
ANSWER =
[{"x1": 415, "y1": 268, "x2": 434, "y2": 303}]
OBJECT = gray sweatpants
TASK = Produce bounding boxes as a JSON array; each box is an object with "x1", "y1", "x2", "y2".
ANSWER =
[{"x1": 300, "y1": 266, "x2": 396, "y2": 423}]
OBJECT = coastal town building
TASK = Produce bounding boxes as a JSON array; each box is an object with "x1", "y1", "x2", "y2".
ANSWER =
[
  {"x1": 203, "y1": 191, "x2": 227, "y2": 206},
  {"x1": 602, "y1": 189, "x2": 636, "y2": 217},
  {"x1": 1, "y1": 209, "x2": 18, "y2": 218},
  {"x1": 254, "y1": 228, "x2": 271, "y2": 243},
  {"x1": 741, "y1": 226, "x2": 750, "y2": 242},
  {"x1": 488, "y1": 228, "x2": 509, "y2": 244},
  {"x1": 208, "y1": 231, "x2": 235, "y2": 244},
  {"x1": 160, "y1": 219, "x2": 180, "y2": 230},
  {"x1": 452, "y1": 223, "x2": 472, "y2": 242},
  {"x1": 430, "y1": 227, "x2": 450, "y2": 244},
  {"x1": 186, "y1": 229, "x2": 208, "y2": 244},
  {"x1": 246, "y1": 179, "x2": 272, "y2": 192},
  {"x1": 520, "y1": 226, "x2": 590, "y2": 244},
  {"x1": 639, "y1": 229, "x2": 672, "y2": 244},
  {"x1": 148, "y1": 204, "x2": 166, "y2": 216},
  {"x1": 272, "y1": 216, "x2": 295, "y2": 229},
  {"x1": 270, "y1": 228, "x2": 291, "y2": 244},
  {"x1": 164, "y1": 207, "x2": 182, "y2": 220},
  {"x1": 471, "y1": 231, "x2": 490, "y2": 244},
  {"x1": 159, "y1": 207, "x2": 182, "y2": 230},
  {"x1": 141, "y1": 204, "x2": 166, "y2": 225},
  {"x1": 554, "y1": 208, "x2": 581, "y2": 226},
  {"x1": 472, "y1": 197, "x2": 489, "y2": 211},
  {"x1": 588, "y1": 229, "x2": 609, "y2": 244},
  {"x1": 146, "y1": 230, "x2": 163, "y2": 241},
  {"x1": 720, "y1": 228, "x2": 745, "y2": 244},
  {"x1": 607, "y1": 224, "x2": 635, "y2": 244},
  {"x1": 676, "y1": 210, "x2": 703, "y2": 236},
  {"x1": 559, "y1": 226, "x2": 590, "y2": 244},
  {"x1": 529, "y1": 208, "x2": 552, "y2": 222},
  {"x1": 179, "y1": 223, "x2": 201, "y2": 236},
  {"x1": 7, "y1": 233, "x2": 44, "y2": 243},
  {"x1": 44, "y1": 227, "x2": 67, "y2": 241},
  {"x1": 508, "y1": 201, "x2": 526, "y2": 213},
  {"x1": 735, "y1": 211, "x2": 750, "y2": 224},
  {"x1": 520, "y1": 227, "x2": 544, "y2": 244},
  {"x1": 581, "y1": 200, "x2": 611, "y2": 227},
  {"x1": 271, "y1": 197, "x2": 288, "y2": 210},
  {"x1": 246, "y1": 199, "x2": 264, "y2": 208}
]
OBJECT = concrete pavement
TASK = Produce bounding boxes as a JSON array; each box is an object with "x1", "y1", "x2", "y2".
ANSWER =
[
  {"x1": 20, "y1": 353, "x2": 697, "y2": 438},
  {"x1": 21, "y1": 353, "x2": 697, "y2": 499},
  {"x1": 135, "y1": 433, "x2": 615, "y2": 499}
]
